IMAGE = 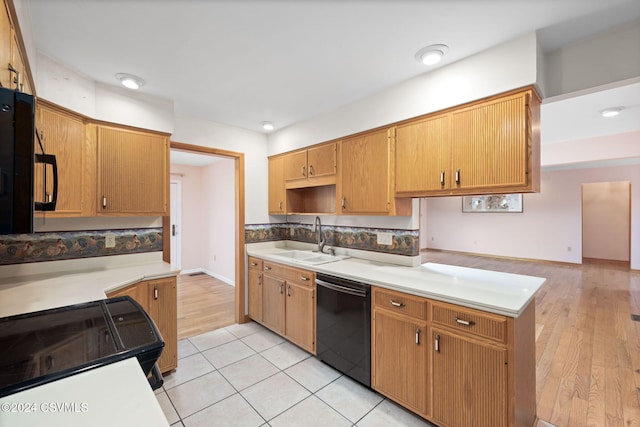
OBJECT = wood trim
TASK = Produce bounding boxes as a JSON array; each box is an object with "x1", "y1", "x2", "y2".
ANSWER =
[{"x1": 168, "y1": 141, "x2": 247, "y2": 324}]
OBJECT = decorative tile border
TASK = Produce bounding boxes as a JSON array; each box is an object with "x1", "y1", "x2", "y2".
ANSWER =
[
  {"x1": 245, "y1": 223, "x2": 418, "y2": 257},
  {"x1": 0, "y1": 228, "x2": 163, "y2": 265}
]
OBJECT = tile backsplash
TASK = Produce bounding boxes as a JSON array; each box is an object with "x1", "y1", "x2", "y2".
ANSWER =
[
  {"x1": 0, "y1": 228, "x2": 163, "y2": 265},
  {"x1": 245, "y1": 223, "x2": 418, "y2": 256}
]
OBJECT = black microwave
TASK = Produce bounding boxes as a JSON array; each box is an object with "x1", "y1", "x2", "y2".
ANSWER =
[{"x1": 0, "y1": 87, "x2": 57, "y2": 235}]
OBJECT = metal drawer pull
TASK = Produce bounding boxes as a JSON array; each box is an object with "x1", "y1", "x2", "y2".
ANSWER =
[
  {"x1": 265, "y1": 266, "x2": 272, "y2": 271},
  {"x1": 440, "y1": 170, "x2": 445, "y2": 187},
  {"x1": 279, "y1": 283, "x2": 284, "y2": 294},
  {"x1": 287, "y1": 285, "x2": 291, "y2": 296},
  {"x1": 341, "y1": 197, "x2": 346, "y2": 209},
  {"x1": 300, "y1": 275, "x2": 310, "y2": 281},
  {"x1": 154, "y1": 287, "x2": 158, "y2": 300},
  {"x1": 102, "y1": 195, "x2": 107, "y2": 208},
  {"x1": 390, "y1": 300, "x2": 405, "y2": 308},
  {"x1": 455, "y1": 169, "x2": 461, "y2": 185},
  {"x1": 251, "y1": 262, "x2": 258, "y2": 267},
  {"x1": 415, "y1": 328, "x2": 420, "y2": 345},
  {"x1": 455, "y1": 317, "x2": 474, "y2": 326},
  {"x1": 434, "y1": 334, "x2": 440, "y2": 353}
]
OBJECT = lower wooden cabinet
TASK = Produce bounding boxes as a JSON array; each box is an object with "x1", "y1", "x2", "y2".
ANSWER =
[
  {"x1": 107, "y1": 276, "x2": 178, "y2": 373},
  {"x1": 371, "y1": 287, "x2": 536, "y2": 427},
  {"x1": 247, "y1": 258, "x2": 316, "y2": 354}
]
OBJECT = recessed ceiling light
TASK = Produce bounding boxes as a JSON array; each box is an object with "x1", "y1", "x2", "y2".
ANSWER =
[
  {"x1": 261, "y1": 121, "x2": 274, "y2": 131},
  {"x1": 115, "y1": 73, "x2": 145, "y2": 90},
  {"x1": 415, "y1": 44, "x2": 449, "y2": 66},
  {"x1": 600, "y1": 107, "x2": 624, "y2": 118}
]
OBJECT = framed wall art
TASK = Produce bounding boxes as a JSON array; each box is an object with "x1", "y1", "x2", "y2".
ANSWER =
[{"x1": 462, "y1": 194, "x2": 523, "y2": 213}]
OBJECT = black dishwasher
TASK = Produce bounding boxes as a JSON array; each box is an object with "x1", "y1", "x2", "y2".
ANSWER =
[{"x1": 315, "y1": 273, "x2": 371, "y2": 387}]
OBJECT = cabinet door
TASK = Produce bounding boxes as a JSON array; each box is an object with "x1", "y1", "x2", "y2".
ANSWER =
[
  {"x1": 283, "y1": 150, "x2": 308, "y2": 181},
  {"x1": 372, "y1": 309, "x2": 428, "y2": 416},
  {"x1": 341, "y1": 128, "x2": 390, "y2": 214},
  {"x1": 248, "y1": 268, "x2": 263, "y2": 322},
  {"x1": 34, "y1": 103, "x2": 86, "y2": 217},
  {"x1": 262, "y1": 274, "x2": 285, "y2": 334},
  {"x1": 307, "y1": 143, "x2": 336, "y2": 179},
  {"x1": 97, "y1": 125, "x2": 168, "y2": 215},
  {"x1": 431, "y1": 328, "x2": 507, "y2": 427},
  {"x1": 284, "y1": 282, "x2": 315, "y2": 354},
  {"x1": 10, "y1": 30, "x2": 31, "y2": 94},
  {"x1": 145, "y1": 277, "x2": 178, "y2": 373},
  {"x1": 0, "y1": 4, "x2": 12, "y2": 89},
  {"x1": 268, "y1": 156, "x2": 286, "y2": 214},
  {"x1": 451, "y1": 92, "x2": 528, "y2": 190},
  {"x1": 395, "y1": 114, "x2": 450, "y2": 194}
]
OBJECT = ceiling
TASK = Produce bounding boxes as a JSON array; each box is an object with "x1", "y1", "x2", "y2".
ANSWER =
[{"x1": 26, "y1": 0, "x2": 640, "y2": 140}]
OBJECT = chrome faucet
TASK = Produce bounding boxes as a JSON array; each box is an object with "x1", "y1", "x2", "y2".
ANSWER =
[{"x1": 313, "y1": 216, "x2": 326, "y2": 253}]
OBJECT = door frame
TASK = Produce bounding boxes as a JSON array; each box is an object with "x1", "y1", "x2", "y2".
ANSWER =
[
  {"x1": 164, "y1": 141, "x2": 247, "y2": 324},
  {"x1": 169, "y1": 179, "x2": 182, "y2": 270}
]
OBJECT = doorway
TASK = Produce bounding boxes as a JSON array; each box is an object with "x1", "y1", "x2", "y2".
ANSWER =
[
  {"x1": 169, "y1": 180, "x2": 182, "y2": 271},
  {"x1": 164, "y1": 141, "x2": 246, "y2": 330},
  {"x1": 581, "y1": 181, "x2": 631, "y2": 266}
]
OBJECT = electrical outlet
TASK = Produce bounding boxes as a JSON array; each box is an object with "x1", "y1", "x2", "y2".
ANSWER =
[
  {"x1": 567, "y1": 246, "x2": 572, "y2": 252},
  {"x1": 105, "y1": 233, "x2": 116, "y2": 248},
  {"x1": 377, "y1": 232, "x2": 393, "y2": 246}
]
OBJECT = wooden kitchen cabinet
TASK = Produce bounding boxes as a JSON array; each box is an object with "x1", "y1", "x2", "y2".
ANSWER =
[
  {"x1": 450, "y1": 89, "x2": 538, "y2": 193},
  {"x1": 395, "y1": 113, "x2": 451, "y2": 194},
  {"x1": 248, "y1": 257, "x2": 263, "y2": 322},
  {"x1": 0, "y1": 2, "x2": 11, "y2": 89},
  {"x1": 371, "y1": 287, "x2": 429, "y2": 418},
  {"x1": 1, "y1": 0, "x2": 34, "y2": 93},
  {"x1": 431, "y1": 327, "x2": 508, "y2": 427},
  {"x1": 395, "y1": 87, "x2": 540, "y2": 197},
  {"x1": 96, "y1": 124, "x2": 169, "y2": 216},
  {"x1": 9, "y1": 29, "x2": 31, "y2": 94},
  {"x1": 249, "y1": 258, "x2": 316, "y2": 354},
  {"x1": 34, "y1": 100, "x2": 88, "y2": 217},
  {"x1": 107, "y1": 276, "x2": 178, "y2": 373},
  {"x1": 268, "y1": 156, "x2": 286, "y2": 214},
  {"x1": 283, "y1": 142, "x2": 337, "y2": 187},
  {"x1": 340, "y1": 128, "x2": 411, "y2": 216}
]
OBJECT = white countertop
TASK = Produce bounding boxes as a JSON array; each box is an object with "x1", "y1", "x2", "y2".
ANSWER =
[
  {"x1": 247, "y1": 246, "x2": 546, "y2": 317},
  {"x1": 0, "y1": 258, "x2": 178, "y2": 427}
]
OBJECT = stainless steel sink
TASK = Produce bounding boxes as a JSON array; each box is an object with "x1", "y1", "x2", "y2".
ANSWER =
[{"x1": 274, "y1": 250, "x2": 349, "y2": 265}]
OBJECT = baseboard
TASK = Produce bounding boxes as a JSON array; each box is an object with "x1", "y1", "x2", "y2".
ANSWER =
[{"x1": 179, "y1": 268, "x2": 235, "y2": 285}]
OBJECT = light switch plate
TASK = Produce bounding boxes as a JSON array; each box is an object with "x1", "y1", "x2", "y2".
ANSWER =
[
  {"x1": 377, "y1": 232, "x2": 393, "y2": 246},
  {"x1": 105, "y1": 233, "x2": 116, "y2": 248}
]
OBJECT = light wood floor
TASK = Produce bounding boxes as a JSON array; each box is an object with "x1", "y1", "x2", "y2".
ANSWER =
[
  {"x1": 177, "y1": 273, "x2": 235, "y2": 340},
  {"x1": 421, "y1": 250, "x2": 640, "y2": 427}
]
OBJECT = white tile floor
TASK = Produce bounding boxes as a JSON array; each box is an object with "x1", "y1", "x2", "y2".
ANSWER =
[{"x1": 155, "y1": 321, "x2": 435, "y2": 427}]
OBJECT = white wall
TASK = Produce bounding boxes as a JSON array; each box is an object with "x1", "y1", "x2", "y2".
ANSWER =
[
  {"x1": 544, "y1": 19, "x2": 640, "y2": 96},
  {"x1": 202, "y1": 159, "x2": 236, "y2": 284},
  {"x1": 171, "y1": 115, "x2": 269, "y2": 225},
  {"x1": 425, "y1": 164, "x2": 640, "y2": 269}
]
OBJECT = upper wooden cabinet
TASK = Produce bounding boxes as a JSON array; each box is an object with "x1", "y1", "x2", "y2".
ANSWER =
[
  {"x1": 34, "y1": 100, "x2": 88, "y2": 217},
  {"x1": 395, "y1": 87, "x2": 540, "y2": 197},
  {"x1": 0, "y1": 3, "x2": 12, "y2": 89},
  {"x1": 340, "y1": 128, "x2": 412, "y2": 216},
  {"x1": 268, "y1": 156, "x2": 286, "y2": 215},
  {"x1": 96, "y1": 124, "x2": 169, "y2": 216},
  {"x1": 1, "y1": 0, "x2": 34, "y2": 93},
  {"x1": 284, "y1": 142, "x2": 337, "y2": 187}
]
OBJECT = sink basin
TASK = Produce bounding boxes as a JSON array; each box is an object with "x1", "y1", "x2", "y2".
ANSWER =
[{"x1": 274, "y1": 250, "x2": 349, "y2": 265}]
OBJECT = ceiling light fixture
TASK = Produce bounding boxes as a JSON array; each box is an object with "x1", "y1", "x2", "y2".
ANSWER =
[
  {"x1": 262, "y1": 121, "x2": 275, "y2": 131},
  {"x1": 415, "y1": 44, "x2": 449, "y2": 66},
  {"x1": 600, "y1": 107, "x2": 624, "y2": 118},
  {"x1": 115, "y1": 73, "x2": 145, "y2": 90}
]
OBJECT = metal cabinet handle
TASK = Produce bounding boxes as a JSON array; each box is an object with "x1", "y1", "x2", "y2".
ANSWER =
[
  {"x1": 251, "y1": 262, "x2": 258, "y2": 267},
  {"x1": 278, "y1": 201, "x2": 282, "y2": 210},
  {"x1": 172, "y1": 224, "x2": 176, "y2": 236},
  {"x1": 309, "y1": 164, "x2": 314, "y2": 176},
  {"x1": 265, "y1": 265, "x2": 272, "y2": 271},
  {"x1": 279, "y1": 283, "x2": 284, "y2": 294},
  {"x1": 455, "y1": 317, "x2": 474, "y2": 326},
  {"x1": 415, "y1": 328, "x2": 421, "y2": 345},
  {"x1": 455, "y1": 169, "x2": 461, "y2": 185},
  {"x1": 440, "y1": 170, "x2": 445, "y2": 187},
  {"x1": 154, "y1": 287, "x2": 158, "y2": 300},
  {"x1": 102, "y1": 195, "x2": 107, "y2": 208},
  {"x1": 390, "y1": 300, "x2": 405, "y2": 308},
  {"x1": 435, "y1": 334, "x2": 440, "y2": 353},
  {"x1": 341, "y1": 197, "x2": 346, "y2": 209},
  {"x1": 301, "y1": 166, "x2": 306, "y2": 177},
  {"x1": 258, "y1": 275, "x2": 262, "y2": 286},
  {"x1": 46, "y1": 355, "x2": 54, "y2": 370},
  {"x1": 300, "y1": 275, "x2": 309, "y2": 281},
  {"x1": 287, "y1": 285, "x2": 291, "y2": 296}
]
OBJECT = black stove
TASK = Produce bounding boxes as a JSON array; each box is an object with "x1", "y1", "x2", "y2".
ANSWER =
[{"x1": 0, "y1": 296, "x2": 164, "y2": 397}]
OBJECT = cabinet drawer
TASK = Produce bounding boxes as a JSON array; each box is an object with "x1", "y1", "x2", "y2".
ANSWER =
[
  {"x1": 431, "y1": 301, "x2": 507, "y2": 343},
  {"x1": 262, "y1": 260, "x2": 315, "y2": 287},
  {"x1": 248, "y1": 256, "x2": 263, "y2": 271},
  {"x1": 373, "y1": 287, "x2": 427, "y2": 321}
]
